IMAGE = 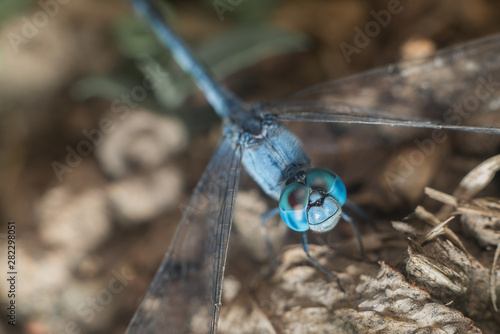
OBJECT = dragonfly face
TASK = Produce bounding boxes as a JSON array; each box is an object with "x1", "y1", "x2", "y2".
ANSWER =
[{"x1": 279, "y1": 167, "x2": 346, "y2": 232}]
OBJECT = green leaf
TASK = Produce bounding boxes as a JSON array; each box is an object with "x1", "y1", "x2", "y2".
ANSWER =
[
  {"x1": 199, "y1": 25, "x2": 310, "y2": 79},
  {"x1": 204, "y1": 0, "x2": 282, "y2": 23},
  {"x1": 107, "y1": 6, "x2": 310, "y2": 112},
  {"x1": 149, "y1": 25, "x2": 310, "y2": 110},
  {"x1": 0, "y1": 0, "x2": 35, "y2": 25},
  {"x1": 112, "y1": 2, "x2": 176, "y2": 58},
  {"x1": 70, "y1": 76, "x2": 134, "y2": 102}
]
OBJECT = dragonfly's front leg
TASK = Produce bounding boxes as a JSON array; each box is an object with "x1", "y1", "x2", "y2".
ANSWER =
[
  {"x1": 341, "y1": 211, "x2": 365, "y2": 257},
  {"x1": 301, "y1": 232, "x2": 346, "y2": 293}
]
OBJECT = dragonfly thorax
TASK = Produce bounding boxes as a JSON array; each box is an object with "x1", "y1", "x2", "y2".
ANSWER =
[
  {"x1": 240, "y1": 117, "x2": 311, "y2": 200},
  {"x1": 229, "y1": 108, "x2": 264, "y2": 135},
  {"x1": 279, "y1": 168, "x2": 346, "y2": 233}
]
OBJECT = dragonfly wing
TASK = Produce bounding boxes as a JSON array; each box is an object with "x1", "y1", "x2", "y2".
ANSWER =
[
  {"x1": 126, "y1": 129, "x2": 243, "y2": 334},
  {"x1": 266, "y1": 100, "x2": 500, "y2": 134},
  {"x1": 262, "y1": 34, "x2": 500, "y2": 134}
]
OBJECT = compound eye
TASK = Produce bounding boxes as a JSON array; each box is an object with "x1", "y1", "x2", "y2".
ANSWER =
[
  {"x1": 306, "y1": 168, "x2": 346, "y2": 206},
  {"x1": 279, "y1": 183, "x2": 310, "y2": 232},
  {"x1": 280, "y1": 183, "x2": 308, "y2": 211}
]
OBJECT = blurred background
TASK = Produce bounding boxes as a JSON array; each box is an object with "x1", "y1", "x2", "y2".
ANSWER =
[{"x1": 1, "y1": 0, "x2": 500, "y2": 333}]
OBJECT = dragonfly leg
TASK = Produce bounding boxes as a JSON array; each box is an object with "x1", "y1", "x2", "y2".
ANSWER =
[
  {"x1": 261, "y1": 207, "x2": 281, "y2": 268},
  {"x1": 341, "y1": 211, "x2": 365, "y2": 258},
  {"x1": 301, "y1": 232, "x2": 346, "y2": 293}
]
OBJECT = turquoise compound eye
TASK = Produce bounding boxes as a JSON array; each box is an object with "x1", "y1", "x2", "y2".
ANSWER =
[
  {"x1": 279, "y1": 183, "x2": 310, "y2": 232},
  {"x1": 306, "y1": 168, "x2": 346, "y2": 206}
]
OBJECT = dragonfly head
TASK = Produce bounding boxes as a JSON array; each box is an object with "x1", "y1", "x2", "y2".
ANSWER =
[{"x1": 279, "y1": 168, "x2": 346, "y2": 233}]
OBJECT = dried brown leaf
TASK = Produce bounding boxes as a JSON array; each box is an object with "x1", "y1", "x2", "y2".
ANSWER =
[{"x1": 220, "y1": 246, "x2": 482, "y2": 333}]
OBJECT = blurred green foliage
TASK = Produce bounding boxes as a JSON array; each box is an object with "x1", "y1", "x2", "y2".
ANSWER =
[
  {"x1": 73, "y1": 2, "x2": 309, "y2": 114},
  {"x1": 203, "y1": 0, "x2": 283, "y2": 23},
  {"x1": 0, "y1": 0, "x2": 34, "y2": 25}
]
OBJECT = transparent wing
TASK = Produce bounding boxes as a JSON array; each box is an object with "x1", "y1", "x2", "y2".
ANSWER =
[
  {"x1": 126, "y1": 129, "x2": 243, "y2": 334},
  {"x1": 261, "y1": 34, "x2": 500, "y2": 134}
]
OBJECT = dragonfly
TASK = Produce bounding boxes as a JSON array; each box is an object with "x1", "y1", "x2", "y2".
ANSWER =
[{"x1": 126, "y1": 0, "x2": 500, "y2": 333}]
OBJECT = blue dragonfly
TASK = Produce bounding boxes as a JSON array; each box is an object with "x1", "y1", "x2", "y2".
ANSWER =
[{"x1": 126, "y1": 1, "x2": 500, "y2": 333}]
